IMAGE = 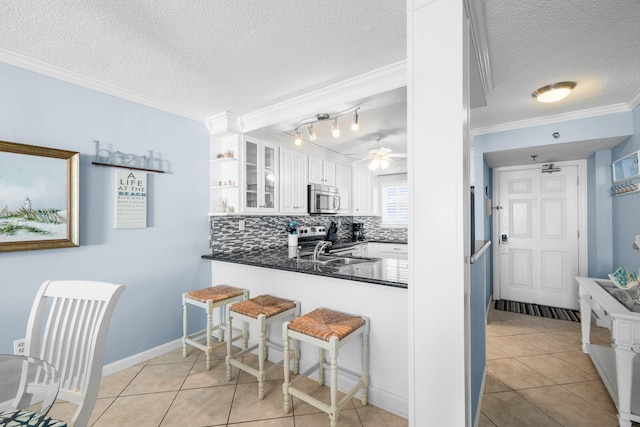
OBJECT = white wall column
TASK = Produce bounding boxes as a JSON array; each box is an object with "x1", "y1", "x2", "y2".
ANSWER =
[{"x1": 408, "y1": 0, "x2": 468, "y2": 425}]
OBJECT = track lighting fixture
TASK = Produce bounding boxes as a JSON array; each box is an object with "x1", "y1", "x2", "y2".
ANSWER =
[
  {"x1": 351, "y1": 110, "x2": 359, "y2": 131},
  {"x1": 292, "y1": 107, "x2": 360, "y2": 145},
  {"x1": 332, "y1": 119, "x2": 340, "y2": 137},
  {"x1": 307, "y1": 124, "x2": 316, "y2": 141}
]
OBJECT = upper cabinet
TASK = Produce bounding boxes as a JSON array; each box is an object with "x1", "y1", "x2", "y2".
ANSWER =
[
  {"x1": 352, "y1": 167, "x2": 373, "y2": 215},
  {"x1": 309, "y1": 157, "x2": 336, "y2": 187},
  {"x1": 336, "y1": 163, "x2": 351, "y2": 213},
  {"x1": 280, "y1": 147, "x2": 308, "y2": 214},
  {"x1": 244, "y1": 138, "x2": 278, "y2": 213}
]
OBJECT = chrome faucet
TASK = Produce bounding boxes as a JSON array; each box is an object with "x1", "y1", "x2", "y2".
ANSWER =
[{"x1": 313, "y1": 241, "x2": 332, "y2": 260}]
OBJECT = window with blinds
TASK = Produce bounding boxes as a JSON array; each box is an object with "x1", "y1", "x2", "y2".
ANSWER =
[{"x1": 381, "y1": 180, "x2": 408, "y2": 227}]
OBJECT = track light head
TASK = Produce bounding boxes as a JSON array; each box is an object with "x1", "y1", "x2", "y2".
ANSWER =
[
  {"x1": 332, "y1": 119, "x2": 340, "y2": 137},
  {"x1": 351, "y1": 110, "x2": 359, "y2": 131},
  {"x1": 307, "y1": 125, "x2": 316, "y2": 141}
]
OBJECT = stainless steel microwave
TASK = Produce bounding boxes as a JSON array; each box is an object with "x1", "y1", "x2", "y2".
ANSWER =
[{"x1": 308, "y1": 184, "x2": 340, "y2": 214}]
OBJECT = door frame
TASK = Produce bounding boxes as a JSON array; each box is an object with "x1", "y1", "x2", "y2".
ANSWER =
[{"x1": 491, "y1": 160, "x2": 589, "y2": 302}]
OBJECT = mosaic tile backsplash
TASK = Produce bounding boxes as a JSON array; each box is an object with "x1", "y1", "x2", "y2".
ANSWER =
[{"x1": 209, "y1": 215, "x2": 407, "y2": 254}]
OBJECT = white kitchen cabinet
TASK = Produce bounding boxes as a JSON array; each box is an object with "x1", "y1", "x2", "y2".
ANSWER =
[
  {"x1": 280, "y1": 147, "x2": 308, "y2": 214},
  {"x1": 309, "y1": 157, "x2": 336, "y2": 187},
  {"x1": 352, "y1": 243, "x2": 368, "y2": 256},
  {"x1": 377, "y1": 243, "x2": 408, "y2": 260},
  {"x1": 336, "y1": 163, "x2": 351, "y2": 213},
  {"x1": 244, "y1": 138, "x2": 278, "y2": 213},
  {"x1": 367, "y1": 243, "x2": 378, "y2": 257},
  {"x1": 352, "y1": 167, "x2": 373, "y2": 215}
]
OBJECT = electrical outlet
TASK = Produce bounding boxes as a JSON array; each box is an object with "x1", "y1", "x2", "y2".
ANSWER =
[
  {"x1": 239, "y1": 219, "x2": 245, "y2": 231},
  {"x1": 13, "y1": 338, "x2": 25, "y2": 355}
]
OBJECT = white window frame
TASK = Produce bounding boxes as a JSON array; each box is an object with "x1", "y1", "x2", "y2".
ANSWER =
[{"x1": 379, "y1": 174, "x2": 408, "y2": 228}]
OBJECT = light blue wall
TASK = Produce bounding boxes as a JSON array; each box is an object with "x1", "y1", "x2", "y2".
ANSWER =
[
  {"x1": 0, "y1": 62, "x2": 211, "y2": 363},
  {"x1": 587, "y1": 150, "x2": 614, "y2": 278},
  {"x1": 611, "y1": 106, "x2": 640, "y2": 275},
  {"x1": 469, "y1": 250, "x2": 487, "y2": 425},
  {"x1": 473, "y1": 111, "x2": 634, "y2": 241}
]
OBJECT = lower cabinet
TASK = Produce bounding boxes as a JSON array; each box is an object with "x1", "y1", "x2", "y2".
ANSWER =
[
  {"x1": 352, "y1": 243, "x2": 368, "y2": 257},
  {"x1": 368, "y1": 243, "x2": 408, "y2": 260}
]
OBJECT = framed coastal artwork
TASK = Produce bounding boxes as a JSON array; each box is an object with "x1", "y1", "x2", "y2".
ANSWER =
[{"x1": 0, "y1": 141, "x2": 79, "y2": 252}]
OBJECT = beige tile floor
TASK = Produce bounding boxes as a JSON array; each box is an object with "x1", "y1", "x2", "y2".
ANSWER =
[
  {"x1": 479, "y1": 306, "x2": 630, "y2": 427},
  {"x1": 47, "y1": 341, "x2": 408, "y2": 426}
]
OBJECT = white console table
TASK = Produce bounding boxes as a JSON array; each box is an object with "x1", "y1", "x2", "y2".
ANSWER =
[{"x1": 577, "y1": 276, "x2": 640, "y2": 427}]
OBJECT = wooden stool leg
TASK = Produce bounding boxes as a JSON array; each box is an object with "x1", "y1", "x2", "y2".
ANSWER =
[
  {"x1": 282, "y1": 321, "x2": 292, "y2": 414},
  {"x1": 362, "y1": 321, "x2": 369, "y2": 405},
  {"x1": 206, "y1": 302, "x2": 213, "y2": 370},
  {"x1": 293, "y1": 334, "x2": 300, "y2": 374},
  {"x1": 258, "y1": 314, "x2": 266, "y2": 400},
  {"x1": 182, "y1": 295, "x2": 188, "y2": 358},
  {"x1": 317, "y1": 347, "x2": 325, "y2": 385},
  {"x1": 226, "y1": 310, "x2": 233, "y2": 380},
  {"x1": 218, "y1": 305, "x2": 225, "y2": 342},
  {"x1": 329, "y1": 337, "x2": 339, "y2": 427}
]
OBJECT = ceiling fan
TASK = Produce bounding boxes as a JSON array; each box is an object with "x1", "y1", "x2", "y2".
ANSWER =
[{"x1": 350, "y1": 133, "x2": 407, "y2": 170}]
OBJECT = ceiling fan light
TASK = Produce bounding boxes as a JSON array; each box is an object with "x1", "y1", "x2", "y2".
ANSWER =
[
  {"x1": 351, "y1": 110, "x2": 359, "y2": 131},
  {"x1": 294, "y1": 132, "x2": 302, "y2": 146},
  {"x1": 332, "y1": 119, "x2": 340, "y2": 137},
  {"x1": 380, "y1": 158, "x2": 390, "y2": 169},
  {"x1": 368, "y1": 158, "x2": 380, "y2": 170},
  {"x1": 532, "y1": 81, "x2": 576, "y2": 103}
]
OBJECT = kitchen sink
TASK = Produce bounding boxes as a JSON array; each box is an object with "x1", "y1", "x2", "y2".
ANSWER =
[{"x1": 298, "y1": 254, "x2": 378, "y2": 265}]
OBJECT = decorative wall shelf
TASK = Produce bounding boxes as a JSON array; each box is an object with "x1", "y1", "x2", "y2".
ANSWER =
[
  {"x1": 611, "y1": 180, "x2": 639, "y2": 196},
  {"x1": 91, "y1": 162, "x2": 165, "y2": 174}
]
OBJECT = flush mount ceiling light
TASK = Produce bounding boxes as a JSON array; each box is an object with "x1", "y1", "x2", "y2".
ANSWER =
[
  {"x1": 532, "y1": 81, "x2": 577, "y2": 103},
  {"x1": 292, "y1": 107, "x2": 360, "y2": 145}
]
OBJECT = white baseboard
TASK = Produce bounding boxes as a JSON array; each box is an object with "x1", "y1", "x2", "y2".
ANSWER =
[
  {"x1": 101, "y1": 335, "x2": 408, "y2": 418},
  {"x1": 102, "y1": 338, "x2": 183, "y2": 377}
]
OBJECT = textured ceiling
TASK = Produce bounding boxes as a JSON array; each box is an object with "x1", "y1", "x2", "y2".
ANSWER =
[
  {"x1": 0, "y1": 0, "x2": 406, "y2": 119},
  {"x1": 1, "y1": 1, "x2": 640, "y2": 163},
  {"x1": 472, "y1": 0, "x2": 640, "y2": 132}
]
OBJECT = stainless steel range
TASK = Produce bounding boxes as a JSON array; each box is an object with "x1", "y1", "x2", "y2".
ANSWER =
[{"x1": 297, "y1": 225, "x2": 328, "y2": 254}]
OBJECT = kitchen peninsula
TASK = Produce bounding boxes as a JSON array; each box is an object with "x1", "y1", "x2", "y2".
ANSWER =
[
  {"x1": 202, "y1": 233, "x2": 409, "y2": 416},
  {"x1": 202, "y1": 246, "x2": 407, "y2": 288}
]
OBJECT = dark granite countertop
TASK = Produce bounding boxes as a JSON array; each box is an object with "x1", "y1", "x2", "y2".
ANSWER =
[
  {"x1": 202, "y1": 247, "x2": 407, "y2": 289},
  {"x1": 328, "y1": 240, "x2": 407, "y2": 250}
]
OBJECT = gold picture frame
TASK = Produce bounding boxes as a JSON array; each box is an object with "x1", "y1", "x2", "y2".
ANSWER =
[{"x1": 0, "y1": 140, "x2": 79, "y2": 252}]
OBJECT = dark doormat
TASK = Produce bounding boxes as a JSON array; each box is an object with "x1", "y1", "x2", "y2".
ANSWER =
[{"x1": 494, "y1": 299, "x2": 581, "y2": 322}]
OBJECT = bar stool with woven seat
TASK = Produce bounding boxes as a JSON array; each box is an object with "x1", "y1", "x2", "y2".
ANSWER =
[
  {"x1": 282, "y1": 307, "x2": 369, "y2": 427},
  {"x1": 226, "y1": 294, "x2": 300, "y2": 399},
  {"x1": 182, "y1": 285, "x2": 249, "y2": 370}
]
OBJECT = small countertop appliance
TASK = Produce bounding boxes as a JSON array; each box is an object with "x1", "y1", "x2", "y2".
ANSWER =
[{"x1": 352, "y1": 222, "x2": 365, "y2": 241}]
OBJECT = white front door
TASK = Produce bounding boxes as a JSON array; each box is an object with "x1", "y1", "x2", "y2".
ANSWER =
[{"x1": 496, "y1": 164, "x2": 581, "y2": 309}]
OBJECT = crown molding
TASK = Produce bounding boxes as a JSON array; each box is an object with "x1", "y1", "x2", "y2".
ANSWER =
[
  {"x1": 205, "y1": 111, "x2": 243, "y2": 135},
  {"x1": 0, "y1": 48, "x2": 205, "y2": 122},
  {"x1": 627, "y1": 88, "x2": 640, "y2": 111},
  {"x1": 465, "y1": 0, "x2": 493, "y2": 97},
  {"x1": 234, "y1": 60, "x2": 407, "y2": 134},
  {"x1": 471, "y1": 103, "x2": 632, "y2": 136}
]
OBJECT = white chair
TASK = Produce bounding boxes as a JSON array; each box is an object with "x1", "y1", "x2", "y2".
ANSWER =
[{"x1": 23, "y1": 280, "x2": 125, "y2": 427}]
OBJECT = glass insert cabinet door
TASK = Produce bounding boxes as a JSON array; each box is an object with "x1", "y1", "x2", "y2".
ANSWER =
[
  {"x1": 245, "y1": 140, "x2": 258, "y2": 208},
  {"x1": 263, "y1": 145, "x2": 275, "y2": 209},
  {"x1": 244, "y1": 138, "x2": 277, "y2": 211}
]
